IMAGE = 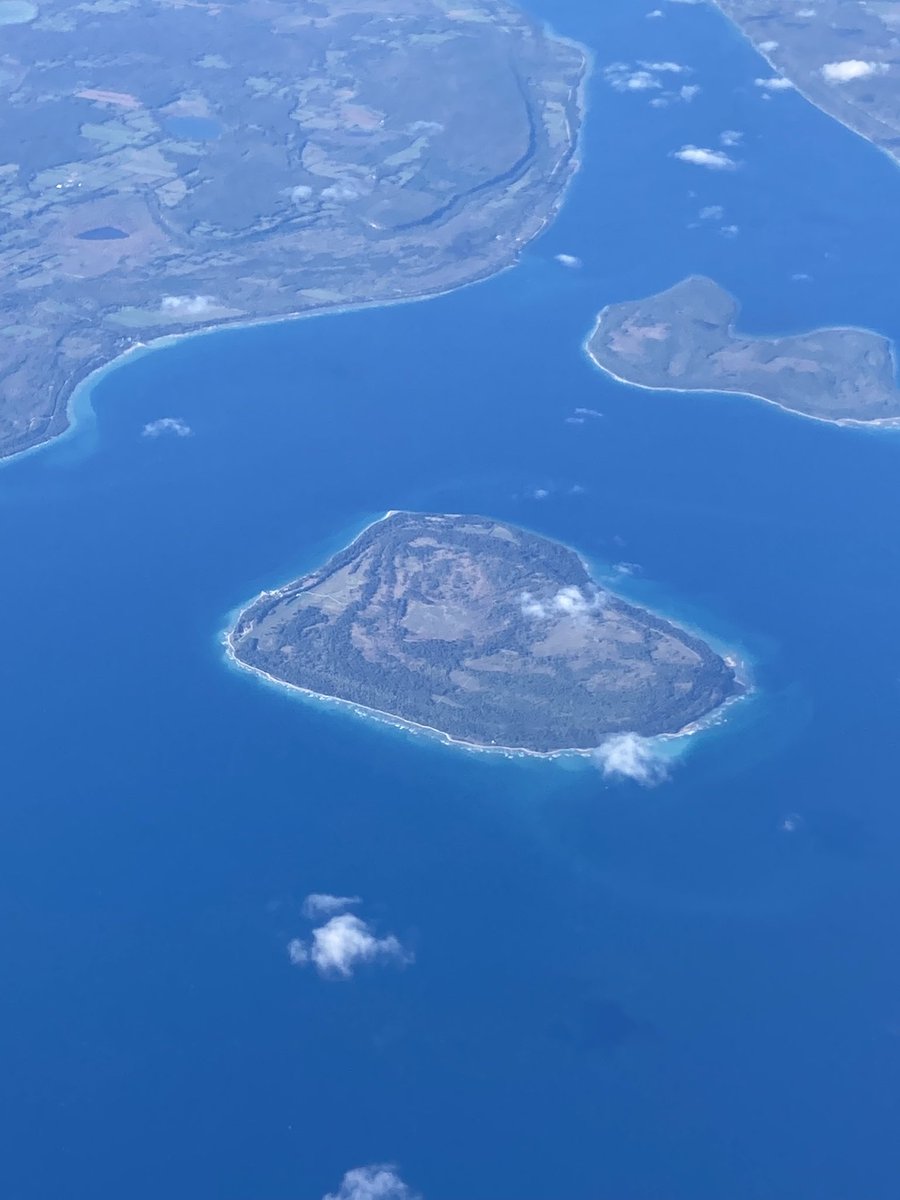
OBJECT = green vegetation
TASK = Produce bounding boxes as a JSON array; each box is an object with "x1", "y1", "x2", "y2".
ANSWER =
[
  {"x1": 0, "y1": 0, "x2": 586, "y2": 458},
  {"x1": 229, "y1": 513, "x2": 738, "y2": 754},
  {"x1": 587, "y1": 276, "x2": 900, "y2": 424}
]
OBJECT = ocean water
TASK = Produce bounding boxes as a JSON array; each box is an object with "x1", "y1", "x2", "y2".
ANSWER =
[{"x1": 2, "y1": 2, "x2": 900, "y2": 1197}]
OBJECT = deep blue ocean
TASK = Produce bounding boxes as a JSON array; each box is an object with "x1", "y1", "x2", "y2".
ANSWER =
[{"x1": 3, "y1": 2, "x2": 900, "y2": 1197}]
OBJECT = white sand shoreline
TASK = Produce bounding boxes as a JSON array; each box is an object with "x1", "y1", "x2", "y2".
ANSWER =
[{"x1": 582, "y1": 298, "x2": 900, "y2": 432}]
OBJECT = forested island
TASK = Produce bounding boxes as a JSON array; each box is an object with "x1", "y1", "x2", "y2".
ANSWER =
[
  {"x1": 227, "y1": 512, "x2": 739, "y2": 754},
  {"x1": 587, "y1": 276, "x2": 900, "y2": 425}
]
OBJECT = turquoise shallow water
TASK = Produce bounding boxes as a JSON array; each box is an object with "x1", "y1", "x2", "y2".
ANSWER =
[{"x1": 2, "y1": 2, "x2": 900, "y2": 1197}]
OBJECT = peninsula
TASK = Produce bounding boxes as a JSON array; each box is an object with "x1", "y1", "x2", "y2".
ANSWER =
[
  {"x1": 0, "y1": 0, "x2": 586, "y2": 459},
  {"x1": 586, "y1": 276, "x2": 900, "y2": 425},
  {"x1": 227, "y1": 512, "x2": 739, "y2": 755}
]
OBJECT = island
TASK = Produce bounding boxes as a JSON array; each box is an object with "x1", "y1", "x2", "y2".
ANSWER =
[
  {"x1": 586, "y1": 276, "x2": 900, "y2": 425},
  {"x1": 226, "y1": 512, "x2": 739, "y2": 755},
  {"x1": 0, "y1": 0, "x2": 586, "y2": 459},
  {"x1": 712, "y1": 0, "x2": 900, "y2": 163}
]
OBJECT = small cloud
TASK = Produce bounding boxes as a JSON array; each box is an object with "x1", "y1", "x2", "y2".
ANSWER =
[
  {"x1": 603, "y1": 64, "x2": 662, "y2": 92},
  {"x1": 555, "y1": 252, "x2": 582, "y2": 269},
  {"x1": 720, "y1": 224, "x2": 740, "y2": 237},
  {"x1": 288, "y1": 913, "x2": 410, "y2": 979},
  {"x1": 160, "y1": 294, "x2": 216, "y2": 317},
  {"x1": 290, "y1": 184, "x2": 313, "y2": 202},
  {"x1": 754, "y1": 76, "x2": 793, "y2": 91},
  {"x1": 605, "y1": 61, "x2": 696, "y2": 104},
  {"x1": 821, "y1": 59, "x2": 887, "y2": 84},
  {"x1": 323, "y1": 1165, "x2": 419, "y2": 1200},
  {"x1": 142, "y1": 417, "x2": 192, "y2": 438},
  {"x1": 302, "y1": 893, "x2": 360, "y2": 919},
  {"x1": 574, "y1": 407, "x2": 603, "y2": 418},
  {"x1": 520, "y1": 593, "x2": 548, "y2": 619},
  {"x1": 759, "y1": 40, "x2": 779, "y2": 52},
  {"x1": 779, "y1": 812, "x2": 803, "y2": 833},
  {"x1": 594, "y1": 733, "x2": 670, "y2": 785},
  {"x1": 287, "y1": 938, "x2": 308, "y2": 966},
  {"x1": 698, "y1": 204, "x2": 724, "y2": 220},
  {"x1": 672, "y1": 145, "x2": 737, "y2": 170},
  {"x1": 521, "y1": 585, "x2": 606, "y2": 623},
  {"x1": 719, "y1": 129, "x2": 743, "y2": 147},
  {"x1": 639, "y1": 60, "x2": 686, "y2": 73},
  {"x1": 532, "y1": 487, "x2": 550, "y2": 500},
  {"x1": 321, "y1": 181, "x2": 361, "y2": 201},
  {"x1": 646, "y1": 7, "x2": 664, "y2": 16}
]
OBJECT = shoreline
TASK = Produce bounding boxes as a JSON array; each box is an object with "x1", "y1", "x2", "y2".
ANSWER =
[
  {"x1": 582, "y1": 292, "x2": 900, "y2": 432},
  {"x1": 222, "y1": 509, "x2": 753, "y2": 763},
  {"x1": 708, "y1": 1, "x2": 900, "y2": 174},
  {"x1": 0, "y1": 32, "x2": 591, "y2": 472}
]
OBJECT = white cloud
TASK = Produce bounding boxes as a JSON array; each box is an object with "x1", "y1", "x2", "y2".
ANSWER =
[
  {"x1": 672, "y1": 145, "x2": 737, "y2": 170},
  {"x1": 160, "y1": 294, "x2": 216, "y2": 316},
  {"x1": 759, "y1": 40, "x2": 779, "y2": 52},
  {"x1": 594, "y1": 733, "x2": 670, "y2": 785},
  {"x1": 603, "y1": 64, "x2": 661, "y2": 92},
  {"x1": 520, "y1": 595, "x2": 546, "y2": 619},
  {"x1": 698, "y1": 204, "x2": 724, "y2": 220},
  {"x1": 605, "y1": 61, "x2": 695, "y2": 103},
  {"x1": 646, "y1": 7, "x2": 664, "y2": 15},
  {"x1": 142, "y1": 417, "x2": 192, "y2": 438},
  {"x1": 821, "y1": 59, "x2": 887, "y2": 84},
  {"x1": 639, "y1": 60, "x2": 686, "y2": 73},
  {"x1": 521, "y1": 585, "x2": 606, "y2": 623},
  {"x1": 288, "y1": 913, "x2": 409, "y2": 979},
  {"x1": 574, "y1": 407, "x2": 603, "y2": 418},
  {"x1": 322, "y1": 181, "x2": 361, "y2": 201},
  {"x1": 553, "y1": 584, "x2": 601, "y2": 616},
  {"x1": 720, "y1": 223, "x2": 740, "y2": 237},
  {"x1": 323, "y1": 1165, "x2": 418, "y2": 1200},
  {"x1": 287, "y1": 938, "x2": 309, "y2": 966},
  {"x1": 532, "y1": 487, "x2": 550, "y2": 500},
  {"x1": 290, "y1": 184, "x2": 313, "y2": 201},
  {"x1": 754, "y1": 76, "x2": 793, "y2": 91},
  {"x1": 302, "y1": 893, "x2": 361, "y2": 919},
  {"x1": 719, "y1": 129, "x2": 743, "y2": 147},
  {"x1": 555, "y1": 252, "x2": 582, "y2": 269}
]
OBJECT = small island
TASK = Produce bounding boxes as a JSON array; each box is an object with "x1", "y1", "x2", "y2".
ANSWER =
[
  {"x1": 227, "y1": 512, "x2": 739, "y2": 755},
  {"x1": 586, "y1": 276, "x2": 900, "y2": 425}
]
